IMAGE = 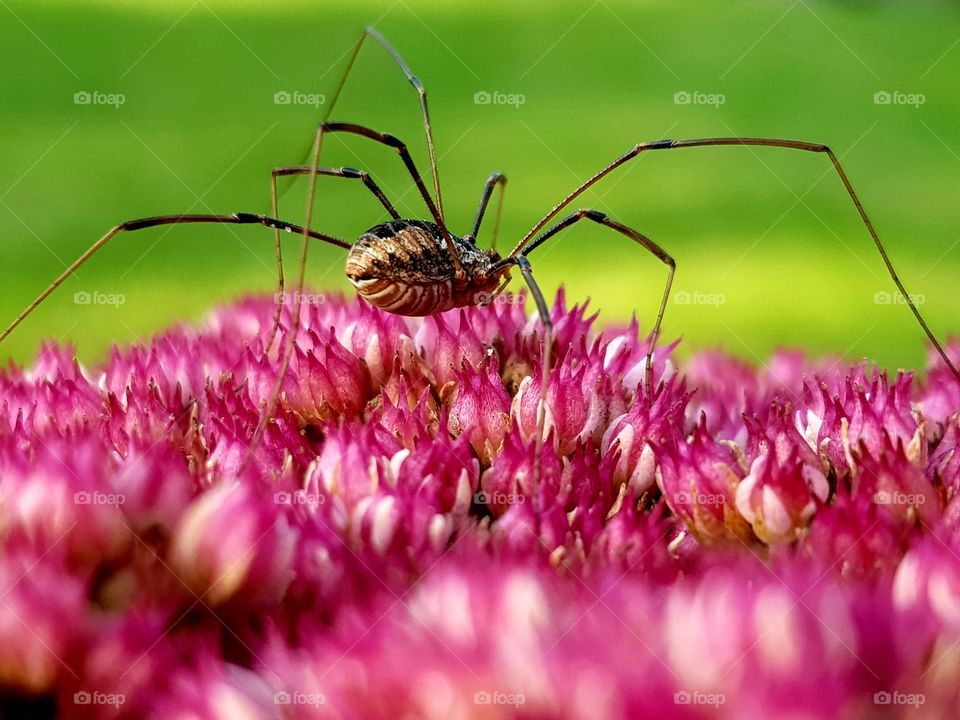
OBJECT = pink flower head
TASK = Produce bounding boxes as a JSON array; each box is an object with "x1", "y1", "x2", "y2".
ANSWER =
[
  {"x1": 798, "y1": 486, "x2": 907, "y2": 579},
  {"x1": 601, "y1": 376, "x2": 691, "y2": 494},
  {"x1": 736, "y1": 407, "x2": 831, "y2": 543},
  {"x1": 478, "y1": 426, "x2": 557, "y2": 519},
  {"x1": 444, "y1": 356, "x2": 511, "y2": 466},
  {"x1": 656, "y1": 414, "x2": 753, "y2": 544},
  {"x1": 343, "y1": 296, "x2": 411, "y2": 385},
  {"x1": 602, "y1": 316, "x2": 677, "y2": 404},
  {"x1": 378, "y1": 373, "x2": 438, "y2": 449},
  {"x1": 415, "y1": 309, "x2": 486, "y2": 387},
  {"x1": 921, "y1": 339, "x2": 960, "y2": 425},
  {"x1": 0, "y1": 556, "x2": 87, "y2": 693},
  {"x1": 511, "y1": 343, "x2": 609, "y2": 455},
  {"x1": 170, "y1": 482, "x2": 294, "y2": 606},
  {"x1": 1, "y1": 287, "x2": 960, "y2": 717},
  {"x1": 845, "y1": 370, "x2": 922, "y2": 467},
  {"x1": 929, "y1": 417, "x2": 960, "y2": 495},
  {"x1": 795, "y1": 379, "x2": 848, "y2": 474},
  {"x1": 684, "y1": 350, "x2": 759, "y2": 443},
  {"x1": 284, "y1": 327, "x2": 371, "y2": 422},
  {"x1": 855, "y1": 435, "x2": 937, "y2": 525}
]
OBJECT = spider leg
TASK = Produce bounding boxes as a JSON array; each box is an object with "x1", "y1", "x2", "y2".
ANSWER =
[
  {"x1": 317, "y1": 27, "x2": 445, "y2": 218},
  {"x1": 311, "y1": 121, "x2": 464, "y2": 277},
  {"x1": 470, "y1": 172, "x2": 507, "y2": 250},
  {"x1": 510, "y1": 208, "x2": 675, "y2": 403},
  {"x1": 251, "y1": 29, "x2": 466, "y2": 457},
  {"x1": 0, "y1": 213, "x2": 348, "y2": 347},
  {"x1": 512, "y1": 136, "x2": 960, "y2": 381},
  {"x1": 498, "y1": 254, "x2": 551, "y2": 538},
  {"x1": 263, "y1": 165, "x2": 400, "y2": 352},
  {"x1": 250, "y1": 112, "x2": 467, "y2": 466},
  {"x1": 493, "y1": 211, "x2": 673, "y2": 536}
]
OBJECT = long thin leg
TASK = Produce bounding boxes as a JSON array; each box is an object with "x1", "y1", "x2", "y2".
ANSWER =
[
  {"x1": 271, "y1": 166, "x2": 400, "y2": 220},
  {"x1": 0, "y1": 213, "x2": 348, "y2": 346},
  {"x1": 494, "y1": 213, "x2": 673, "y2": 537},
  {"x1": 320, "y1": 27, "x2": 445, "y2": 219},
  {"x1": 247, "y1": 125, "x2": 334, "y2": 465},
  {"x1": 507, "y1": 254, "x2": 551, "y2": 538},
  {"x1": 314, "y1": 121, "x2": 464, "y2": 279},
  {"x1": 470, "y1": 172, "x2": 507, "y2": 251},
  {"x1": 510, "y1": 137, "x2": 960, "y2": 382},
  {"x1": 503, "y1": 209, "x2": 675, "y2": 403},
  {"x1": 247, "y1": 117, "x2": 463, "y2": 464},
  {"x1": 263, "y1": 165, "x2": 400, "y2": 352}
]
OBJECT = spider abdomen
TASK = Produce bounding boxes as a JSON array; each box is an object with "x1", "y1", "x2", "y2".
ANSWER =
[{"x1": 345, "y1": 219, "x2": 505, "y2": 316}]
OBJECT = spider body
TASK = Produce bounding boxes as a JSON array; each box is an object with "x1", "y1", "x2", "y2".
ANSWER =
[{"x1": 346, "y1": 219, "x2": 508, "y2": 316}]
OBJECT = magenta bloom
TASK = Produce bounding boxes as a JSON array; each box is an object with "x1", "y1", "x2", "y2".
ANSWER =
[
  {"x1": 1, "y1": 289, "x2": 959, "y2": 719},
  {"x1": 656, "y1": 415, "x2": 752, "y2": 544}
]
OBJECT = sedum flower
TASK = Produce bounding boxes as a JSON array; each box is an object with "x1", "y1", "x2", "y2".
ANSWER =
[
  {"x1": 0, "y1": 288, "x2": 959, "y2": 718},
  {"x1": 928, "y1": 416, "x2": 960, "y2": 496},
  {"x1": 343, "y1": 298, "x2": 411, "y2": 386},
  {"x1": 656, "y1": 414, "x2": 753, "y2": 544},
  {"x1": 601, "y1": 376, "x2": 691, "y2": 494},
  {"x1": 735, "y1": 407, "x2": 830, "y2": 544},
  {"x1": 920, "y1": 340, "x2": 960, "y2": 425},
  {"x1": 415, "y1": 310, "x2": 486, "y2": 387},
  {"x1": 170, "y1": 482, "x2": 294, "y2": 606},
  {"x1": 511, "y1": 344, "x2": 609, "y2": 455},
  {"x1": 443, "y1": 357, "x2": 511, "y2": 466},
  {"x1": 284, "y1": 327, "x2": 371, "y2": 422}
]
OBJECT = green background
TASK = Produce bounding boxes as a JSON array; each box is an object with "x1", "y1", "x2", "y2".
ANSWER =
[{"x1": 1, "y1": 0, "x2": 958, "y2": 373}]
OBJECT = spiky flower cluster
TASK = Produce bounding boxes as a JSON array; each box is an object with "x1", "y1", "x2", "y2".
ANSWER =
[{"x1": 1, "y1": 290, "x2": 959, "y2": 719}]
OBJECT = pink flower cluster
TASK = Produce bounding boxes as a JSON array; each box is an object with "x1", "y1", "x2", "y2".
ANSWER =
[{"x1": 1, "y1": 289, "x2": 959, "y2": 718}]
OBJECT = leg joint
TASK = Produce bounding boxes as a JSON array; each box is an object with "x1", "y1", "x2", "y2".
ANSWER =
[
  {"x1": 381, "y1": 132, "x2": 405, "y2": 149},
  {"x1": 232, "y1": 212, "x2": 262, "y2": 224},
  {"x1": 637, "y1": 139, "x2": 675, "y2": 152}
]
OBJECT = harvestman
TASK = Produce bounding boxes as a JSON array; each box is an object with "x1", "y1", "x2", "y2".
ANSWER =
[{"x1": 1, "y1": 28, "x2": 957, "y2": 524}]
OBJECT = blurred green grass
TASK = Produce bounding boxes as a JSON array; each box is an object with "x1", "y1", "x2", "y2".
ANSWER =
[{"x1": 1, "y1": 0, "x2": 959, "y2": 372}]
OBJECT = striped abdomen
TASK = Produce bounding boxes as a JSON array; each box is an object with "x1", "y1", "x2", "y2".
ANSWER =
[{"x1": 345, "y1": 220, "x2": 506, "y2": 316}]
